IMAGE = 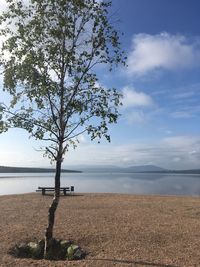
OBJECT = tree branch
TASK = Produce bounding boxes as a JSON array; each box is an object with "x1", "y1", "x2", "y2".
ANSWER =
[
  {"x1": 64, "y1": 114, "x2": 93, "y2": 141},
  {"x1": 3, "y1": 108, "x2": 59, "y2": 139},
  {"x1": 46, "y1": 147, "x2": 57, "y2": 160},
  {"x1": 65, "y1": 129, "x2": 87, "y2": 141}
]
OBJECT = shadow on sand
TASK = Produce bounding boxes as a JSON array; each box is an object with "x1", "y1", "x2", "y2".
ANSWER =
[
  {"x1": 88, "y1": 258, "x2": 178, "y2": 267},
  {"x1": 38, "y1": 193, "x2": 84, "y2": 197}
]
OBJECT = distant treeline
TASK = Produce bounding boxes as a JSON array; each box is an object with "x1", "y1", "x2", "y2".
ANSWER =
[
  {"x1": 0, "y1": 166, "x2": 82, "y2": 173},
  {"x1": 0, "y1": 165, "x2": 199, "y2": 174},
  {"x1": 128, "y1": 170, "x2": 200, "y2": 174},
  {"x1": 165, "y1": 169, "x2": 200, "y2": 174}
]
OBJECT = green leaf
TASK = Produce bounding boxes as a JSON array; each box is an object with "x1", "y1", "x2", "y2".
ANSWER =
[{"x1": 0, "y1": 0, "x2": 125, "y2": 162}]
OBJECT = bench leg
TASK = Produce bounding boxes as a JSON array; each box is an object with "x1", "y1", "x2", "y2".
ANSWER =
[
  {"x1": 42, "y1": 189, "x2": 45, "y2": 195},
  {"x1": 71, "y1": 186, "x2": 74, "y2": 195},
  {"x1": 63, "y1": 189, "x2": 66, "y2": 196}
]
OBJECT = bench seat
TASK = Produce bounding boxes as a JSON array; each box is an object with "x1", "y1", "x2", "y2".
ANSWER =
[{"x1": 36, "y1": 186, "x2": 74, "y2": 195}]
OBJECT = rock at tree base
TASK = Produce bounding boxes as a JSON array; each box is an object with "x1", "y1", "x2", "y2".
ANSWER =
[
  {"x1": 27, "y1": 241, "x2": 44, "y2": 259},
  {"x1": 67, "y1": 244, "x2": 85, "y2": 260},
  {"x1": 9, "y1": 239, "x2": 85, "y2": 261}
]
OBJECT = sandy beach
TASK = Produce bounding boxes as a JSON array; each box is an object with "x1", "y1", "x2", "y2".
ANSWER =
[{"x1": 0, "y1": 193, "x2": 200, "y2": 267}]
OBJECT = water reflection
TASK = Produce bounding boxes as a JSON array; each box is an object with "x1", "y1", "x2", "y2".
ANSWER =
[{"x1": 0, "y1": 172, "x2": 200, "y2": 196}]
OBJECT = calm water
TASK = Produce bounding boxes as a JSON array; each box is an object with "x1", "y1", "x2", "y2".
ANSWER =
[{"x1": 0, "y1": 172, "x2": 200, "y2": 196}]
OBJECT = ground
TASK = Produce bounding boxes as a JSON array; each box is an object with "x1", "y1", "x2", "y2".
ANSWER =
[{"x1": 0, "y1": 193, "x2": 200, "y2": 266}]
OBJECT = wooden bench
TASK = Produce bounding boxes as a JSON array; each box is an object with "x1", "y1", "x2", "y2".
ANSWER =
[{"x1": 36, "y1": 186, "x2": 74, "y2": 195}]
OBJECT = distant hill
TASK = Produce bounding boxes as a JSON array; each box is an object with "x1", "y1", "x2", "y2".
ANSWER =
[
  {"x1": 0, "y1": 166, "x2": 81, "y2": 173},
  {"x1": 1, "y1": 165, "x2": 200, "y2": 174},
  {"x1": 125, "y1": 165, "x2": 167, "y2": 172},
  {"x1": 69, "y1": 164, "x2": 167, "y2": 173},
  {"x1": 67, "y1": 164, "x2": 200, "y2": 174},
  {"x1": 74, "y1": 165, "x2": 121, "y2": 173}
]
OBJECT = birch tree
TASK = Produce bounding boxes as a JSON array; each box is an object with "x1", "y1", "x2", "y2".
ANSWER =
[{"x1": 0, "y1": 0, "x2": 125, "y2": 258}]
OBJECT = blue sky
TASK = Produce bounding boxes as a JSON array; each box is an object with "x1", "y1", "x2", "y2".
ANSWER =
[{"x1": 0, "y1": 0, "x2": 200, "y2": 170}]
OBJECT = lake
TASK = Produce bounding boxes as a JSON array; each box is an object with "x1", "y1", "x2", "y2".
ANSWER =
[{"x1": 0, "y1": 172, "x2": 200, "y2": 197}]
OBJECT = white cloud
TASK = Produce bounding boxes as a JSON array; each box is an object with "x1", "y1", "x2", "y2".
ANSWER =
[
  {"x1": 172, "y1": 91, "x2": 196, "y2": 99},
  {"x1": 125, "y1": 110, "x2": 145, "y2": 124},
  {"x1": 0, "y1": 128, "x2": 200, "y2": 170},
  {"x1": 0, "y1": 1, "x2": 8, "y2": 47},
  {"x1": 78, "y1": 134, "x2": 88, "y2": 144},
  {"x1": 162, "y1": 135, "x2": 197, "y2": 148},
  {"x1": 164, "y1": 136, "x2": 200, "y2": 162},
  {"x1": 0, "y1": 0, "x2": 7, "y2": 11},
  {"x1": 122, "y1": 86, "x2": 154, "y2": 108},
  {"x1": 64, "y1": 135, "x2": 200, "y2": 170},
  {"x1": 121, "y1": 86, "x2": 155, "y2": 125},
  {"x1": 169, "y1": 103, "x2": 200, "y2": 119},
  {"x1": 170, "y1": 111, "x2": 193, "y2": 119},
  {"x1": 127, "y1": 33, "x2": 200, "y2": 76},
  {"x1": 172, "y1": 157, "x2": 181, "y2": 162}
]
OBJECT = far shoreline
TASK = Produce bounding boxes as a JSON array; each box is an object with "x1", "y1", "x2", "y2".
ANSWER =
[{"x1": 0, "y1": 166, "x2": 82, "y2": 173}]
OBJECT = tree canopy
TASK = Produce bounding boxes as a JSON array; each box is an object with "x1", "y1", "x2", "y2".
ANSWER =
[{"x1": 0, "y1": 0, "x2": 126, "y2": 162}]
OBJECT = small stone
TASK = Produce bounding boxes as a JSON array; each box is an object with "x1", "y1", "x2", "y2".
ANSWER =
[
  {"x1": 71, "y1": 244, "x2": 79, "y2": 251},
  {"x1": 73, "y1": 248, "x2": 85, "y2": 260},
  {"x1": 27, "y1": 242, "x2": 38, "y2": 249},
  {"x1": 27, "y1": 241, "x2": 43, "y2": 259},
  {"x1": 60, "y1": 240, "x2": 71, "y2": 249},
  {"x1": 67, "y1": 245, "x2": 74, "y2": 260},
  {"x1": 66, "y1": 244, "x2": 85, "y2": 260},
  {"x1": 18, "y1": 242, "x2": 27, "y2": 249}
]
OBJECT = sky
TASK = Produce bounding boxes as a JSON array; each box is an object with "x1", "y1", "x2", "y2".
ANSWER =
[{"x1": 0, "y1": 0, "x2": 200, "y2": 170}]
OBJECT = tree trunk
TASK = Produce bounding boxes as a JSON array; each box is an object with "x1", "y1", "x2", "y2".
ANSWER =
[{"x1": 44, "y1": 158, "x2": 62, "y2": 259}]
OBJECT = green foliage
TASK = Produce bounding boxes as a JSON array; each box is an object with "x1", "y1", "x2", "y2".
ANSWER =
[{"x1": 0, "y1": 0, "x2": 126, "y2": 161}]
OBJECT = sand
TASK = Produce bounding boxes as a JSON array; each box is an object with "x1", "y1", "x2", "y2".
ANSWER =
[{"x1": 0, "y1": 193, "x2": 200, "y2": 267}]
